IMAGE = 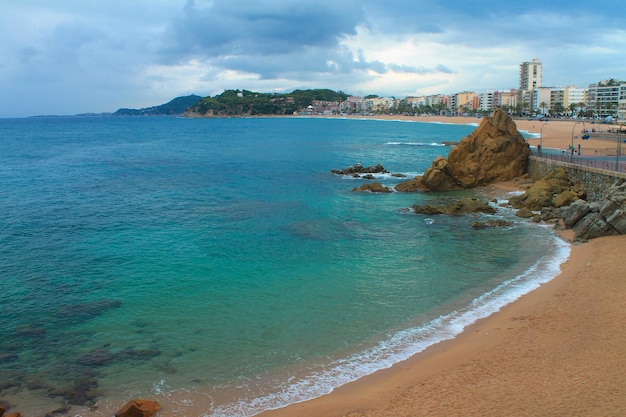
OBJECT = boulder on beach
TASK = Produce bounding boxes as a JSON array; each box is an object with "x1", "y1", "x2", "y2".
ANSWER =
[
  {"x1": 115, "y1": 399, "x2": 160, "y2": 417},
  {"x1": 509, "y1": 167, "x2": 573, "y2": 211}
]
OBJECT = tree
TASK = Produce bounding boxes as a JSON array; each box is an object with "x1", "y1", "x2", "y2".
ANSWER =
[
  {"x1": 569, "y1": 103, "x2": 577, "y2": 117},
  {"x1": 553, "y1": 103, "x2": 565, "y2": 115},
  {"x1": 540, "y1": 101, "x2": 547, "y2": 115}
]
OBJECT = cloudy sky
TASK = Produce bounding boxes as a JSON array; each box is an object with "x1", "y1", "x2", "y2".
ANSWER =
[{"x1": 1, "y1": 0, "x2": 625, "y2": 117}]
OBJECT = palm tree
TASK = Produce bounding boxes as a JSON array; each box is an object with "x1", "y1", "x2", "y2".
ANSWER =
[{"x1": 540, "y1": 101, "x2": 548, "y2": 116}]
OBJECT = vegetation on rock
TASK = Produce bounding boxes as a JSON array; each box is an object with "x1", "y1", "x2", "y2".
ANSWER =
[{"x1": 187, "y1": 89, "x2": 348, "y2": 117}]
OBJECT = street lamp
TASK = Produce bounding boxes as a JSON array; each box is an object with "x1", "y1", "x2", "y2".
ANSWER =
[
  {"x1": 571, "y1": 121, "x2": 585, "y2": 160},
  {"x1": 539, "y1": 122, "x2": 548, "y2": 155},
  {"x1": 616, "y1": 124, "x2": 623, "y2": 171}
]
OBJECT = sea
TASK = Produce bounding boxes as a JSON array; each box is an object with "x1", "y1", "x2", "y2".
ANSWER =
[{"x1": 0, "y1": 116, "x2": 569, "y2": 416}]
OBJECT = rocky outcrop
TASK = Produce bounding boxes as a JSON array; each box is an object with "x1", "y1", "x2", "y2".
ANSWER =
[
  {"x1": 352, "y1": 182, "x2": 392, "y2": 193},
  {"x1": 115, "y1": 399, "x2": 160, "y2": 417},
  {"x1": 508, "y1": 167, "x2": 578, "y2": 211},
  {"x1": 331, "y1": 163, "x2": 388, "y2": 177},
  {"x1": 393, "y1": 177, "x2": 430, "y2": 192},
  {"x1": 411, "y1": 198, "x2": 496, "y2": 216},
  {"x1": 412, "y1": 108, "x2": 530, "y2": 191},
  {"x1": 507, "y1": 167, "x2": 626, "y2": 241},
  {"x1": 426, "y1": 108, "x2": 529, "y2": 189},
  {"x1": 560, "y1": 182, "x2": 626, "y2": 240}
]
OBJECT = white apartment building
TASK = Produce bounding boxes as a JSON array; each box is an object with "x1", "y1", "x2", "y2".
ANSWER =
[
  {"x1": 479, "y1": 91, "x2": 494, "y2": 112},
  {"x1": 533, "y1": 87, "x2": 553, "y2": 114},
  {"x1": 520, "y1": 59, "x2": 543, "y2": 91},
  {"x1": 588, "y1": 79, "x2": 622, "y2": 118}
]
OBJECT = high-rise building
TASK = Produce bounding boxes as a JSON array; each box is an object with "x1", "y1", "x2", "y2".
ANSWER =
[
  {"x1": 519, "y1": 58, "x2": 542, "y2": 91},
  {"x1": 519, "y1": 59, "x2": 542, "y2": 114}
]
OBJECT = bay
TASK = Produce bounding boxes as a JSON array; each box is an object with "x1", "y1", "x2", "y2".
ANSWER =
[{"x1": 0, "y1": 116, "x2": 567, "y2": 415}]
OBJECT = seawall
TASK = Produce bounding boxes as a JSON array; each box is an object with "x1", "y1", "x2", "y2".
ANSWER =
[{"x1": 528, "y1": 156, "x2": 626, "y2": 201}]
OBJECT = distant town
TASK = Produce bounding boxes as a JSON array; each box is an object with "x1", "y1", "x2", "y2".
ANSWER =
[
  {"x1": 105, "y1": 58, "x2": 625, "y2": 122},
  {"x1": 296, "y1": 59, "x2": 623, "y2": 122}
]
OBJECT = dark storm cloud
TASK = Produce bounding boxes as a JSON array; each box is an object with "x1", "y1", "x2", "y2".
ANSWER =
[
  {"x1": 1, "y1": 0, "x2": 625, "y2": 117},
  {"x1": 160, "y1": 0, "x2": 366, "y2": 61}
]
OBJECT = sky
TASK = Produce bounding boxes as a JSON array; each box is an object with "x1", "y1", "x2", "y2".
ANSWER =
[{"x1": 1, "y1": 0, "x2": 625, "y2": 117}]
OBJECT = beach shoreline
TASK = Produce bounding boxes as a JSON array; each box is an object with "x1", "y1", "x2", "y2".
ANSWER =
[
  {"x1": 318, "y1": 113, "x2": 623, "y2": 152},
  {"x1": 5, "y1": 115, "x2": 625, "y2": 417},
  {"x1": 251, "y1": 115, "x2": 626, "y2": 417},
  {"x1": 257, "y1": 235, "x2": 626, "y2": 417}
]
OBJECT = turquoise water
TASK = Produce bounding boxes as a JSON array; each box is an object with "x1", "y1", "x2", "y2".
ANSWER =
[{"x1": 0, "y1": 116, "x2": 568, "y2": 415}]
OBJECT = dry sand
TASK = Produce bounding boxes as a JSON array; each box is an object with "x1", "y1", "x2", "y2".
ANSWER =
[
  {"x1": 329, "y1": 113, "x2": 622, "y2": 152},
  {"x1": 255, "y1": 114, "x2": 626, "y2": 417}
]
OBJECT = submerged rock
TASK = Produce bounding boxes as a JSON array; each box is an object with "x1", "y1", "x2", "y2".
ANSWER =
[
  {"x1": 411, "y1": 198, "x2": 496, "y2": 216},
  {"x1": 55, "y1": 299, "x2": 122, "y2": 323},
  {"x1": 44, "y1": 405, "x2": 72, "y2": 417},
  {"x1": 77, "y1": 348, "x2": 115, "y2": 366},
  {"x1": 352, "y1": 182, "x2": 392, "y2": 193},
  {"x1": 470, "y1": 219, "x2": 512, "y2": 229}
]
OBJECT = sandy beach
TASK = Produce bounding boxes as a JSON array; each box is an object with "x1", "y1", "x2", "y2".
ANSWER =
[
  {"x1": 254, "y1": 115, "x2": 626, "y2": 417},
  {"x1": 329, "y1": 114, "x2": 623, "y2": 153},
  {"x1": 259, "y1": 235, "x2": 626, "y2": 417}
]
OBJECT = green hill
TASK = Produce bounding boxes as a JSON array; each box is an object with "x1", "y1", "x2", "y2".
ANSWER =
[
  {"x1": 186, "y1": 89, "x2": 349, "y2": 117},
  {"x1": 113, "y1": 95, "x2": 203, "y2": 116}
]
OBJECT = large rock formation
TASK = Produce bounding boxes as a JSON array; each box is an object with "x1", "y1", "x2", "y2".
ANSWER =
[{"x1": 418, "y1": 108, "x2": 529, "y2": 191}]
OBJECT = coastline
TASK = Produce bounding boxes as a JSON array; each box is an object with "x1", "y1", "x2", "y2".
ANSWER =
[
  {"x1": 251, "y1": 115, "x2": 626, "y2": 416},
  {"x1": 257, "y1": 234, "x2": 626, "y2": 417},
  {"x1": 6, "y1": 115, "x2": 625, "y2": 416},
  {"x1": 323, "y1": 113, "x2": 621, "y2": 151}
]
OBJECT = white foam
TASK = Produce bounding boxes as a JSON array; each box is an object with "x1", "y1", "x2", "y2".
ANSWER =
[{"x1": 385, "y1": 141, "x2": 447, "y2": 147}]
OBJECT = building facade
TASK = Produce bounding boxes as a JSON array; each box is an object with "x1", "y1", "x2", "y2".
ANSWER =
[
  {"x1": 520, "y1": 58, "x2": 542, "y2": 91},
  {"x1": 519, "y1": 58, "x2": 542, "y2": 113},
  {"x1": 588, "y1": 79, "x2": 623, "y2": 118}
]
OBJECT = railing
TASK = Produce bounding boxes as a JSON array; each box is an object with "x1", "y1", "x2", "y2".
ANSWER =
[{"x1": 531, "y1": 149, "x2": 626, "y2": 173}]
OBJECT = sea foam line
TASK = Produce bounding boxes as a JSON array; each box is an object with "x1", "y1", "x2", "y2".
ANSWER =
[
  {"x1": 208, "y1": 233, "x2": 571, "y2": 417},
  {"x1": 385, "y1": 141, "x2": 447, "y2": 147}
]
